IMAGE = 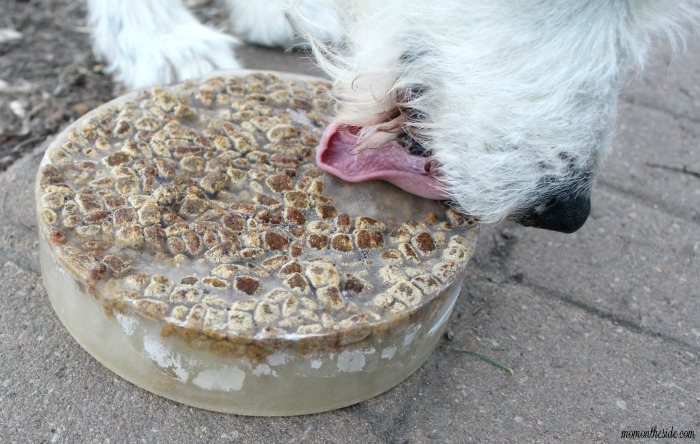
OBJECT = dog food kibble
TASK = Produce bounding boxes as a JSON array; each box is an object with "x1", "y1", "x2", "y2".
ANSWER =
[{"x1": 37, "y1": 72, "x2": 478, "y2": 415}]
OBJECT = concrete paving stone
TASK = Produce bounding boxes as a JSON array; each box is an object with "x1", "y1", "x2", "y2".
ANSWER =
[
  {"x1": 476, "y1": 188, "x2": 700, "y2": 350},
  {"x1": 0, "y1": 146, "x2": 45, "y2": 274},
  {"x1": 603, "y1": 102, "x2": 700, "y2": 222},
  {"x1": 622, "y1": 38, "x2": 700, "y2": 123},
  {"x1": 407, "y1": 274, "x2": 700, "y2": 443}
]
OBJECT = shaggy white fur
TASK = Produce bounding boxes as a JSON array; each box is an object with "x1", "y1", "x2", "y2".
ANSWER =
[
  {"x1": 87, "y1": 0, "x2": 240, "y2": 88},
  {"x1": 227, "y1": 0, "x2": 340, "y2": 48},
  {"x1": 87, "y1": 0, "x2": 699, "y2": 231}
]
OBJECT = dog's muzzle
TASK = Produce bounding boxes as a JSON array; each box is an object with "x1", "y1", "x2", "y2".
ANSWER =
[{"x1": 515, "y1": 188, "x2": 591, "y2": 234}]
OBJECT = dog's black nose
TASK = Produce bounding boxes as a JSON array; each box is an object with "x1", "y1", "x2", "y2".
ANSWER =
[{"x1": 516, "y1": 191, "x2": 591, "y2": 233}]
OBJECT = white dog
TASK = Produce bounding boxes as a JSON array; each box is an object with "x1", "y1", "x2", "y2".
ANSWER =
[{"x1": 87, "y1": 0, "x2": 698, "y2": 233}]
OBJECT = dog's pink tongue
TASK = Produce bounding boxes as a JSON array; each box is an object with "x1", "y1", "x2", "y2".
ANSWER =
[{"x1": 316, "y1": 122, "x2": 448, "y2": 199}]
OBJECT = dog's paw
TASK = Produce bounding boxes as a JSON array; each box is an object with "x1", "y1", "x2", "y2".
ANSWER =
[
  {"x1": 228, "y1": 0, "x2": 341, "y2": 48},
  {"x1": 113, "y1": 25, "x2": 240, "y2": 89},
  {"x1": 88, "y1": 0, "x2": 240, "y2": 90}
]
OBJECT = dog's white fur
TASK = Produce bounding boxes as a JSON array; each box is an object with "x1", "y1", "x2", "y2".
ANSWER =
[
  {"x1": 87, "y1": 0, "x2": 699, "y2": 226},
  {"x1": 87, "y1": 0, "x2": 241, "y2": 88}
]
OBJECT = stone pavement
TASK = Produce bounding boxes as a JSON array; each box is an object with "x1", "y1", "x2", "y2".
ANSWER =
[{"x1": 1, "y1": 41, "x2": 699, "y2": 444}]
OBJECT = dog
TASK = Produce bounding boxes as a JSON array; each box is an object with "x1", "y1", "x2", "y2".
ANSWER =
[{"x1": 87, "y1": 0, "x2": 699, "y2": 233}]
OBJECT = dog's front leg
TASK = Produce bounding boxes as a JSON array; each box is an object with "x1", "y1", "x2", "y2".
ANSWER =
[{"x1": 87, "y1": 0, "x2": 240, "y2": 89}]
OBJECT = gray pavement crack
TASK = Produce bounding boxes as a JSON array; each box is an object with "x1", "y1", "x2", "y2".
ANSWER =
[
  {"x1": 523, "y1": 279, "x2": 700, "y2": 359},
  {"x1": 348, "y1": 353, "x2": 445, "y2": 444},
  {"x1": 645, "y1": 162, "x2": 700, "y2": 180},
  {"x1": 470, "y1": 244, "x2": 700, "y2": 359},
  {"x1": 597, "y1": 179, "x2": 700, "y2": 225},
  {"x1": 621, "y1": 96, "x2": 700, "y2": 126}
]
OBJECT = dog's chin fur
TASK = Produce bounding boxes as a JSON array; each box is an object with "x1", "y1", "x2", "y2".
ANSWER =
[{"x1": 87, "y1": 0, "x2": 699, "y2": 225}]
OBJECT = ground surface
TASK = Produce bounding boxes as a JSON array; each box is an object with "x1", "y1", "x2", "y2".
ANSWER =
[{"x1": 1, "y1": 1, "x2": 698, "y2": 443}]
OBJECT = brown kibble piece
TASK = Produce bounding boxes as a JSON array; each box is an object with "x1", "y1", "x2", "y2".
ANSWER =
[
  {"x1": 262, "y1": 255, "x2": 288, "y2": 271},
  {"x1": 154, "y1": 158, "x2": 176, "y2": 179},
  {"x1": 240, "y1": 247, "x2": 264, "y2": 259},
  {"x1": 411, "y1": 274, "x2": 440, "y2": 293},
  {"x1": 228, "y1": 310, "x2": 254, "y2": 333},
  {"x1": 40, "y1": 209, "x2": 58, "y2": 226},
  {"x1": 254, "y1": 193, "x2": 281, "y2": 209},
  {"x1": 356, "y1": 217, "x2": 385, "y2": 230},
  {"x1": 432, "y1": 261, "x2": 462, "y2": 283},
  {"x1": 75, "y1": 193, "x2": 103, "y2": 213},
  {"x1": 284, "y1": 191, "x2": 308, "y2": 209},
  {"x1": 307, "y1": 221, "x2": 331, "y2": 234},
  {"x1": 102, "y1": 255, "x2": 133, "y2": 277},
  {"x1": 317, "y1": 286, "x2": 344, "y2": 310},
  {"x1": 84, "y1": 210, "x2": 110, "y2": 224},
  {"x1": 263, "y1": 231, "x2": 288, "y2": 250},
  {"x1": 234, "y1": 275, "x2": 261, "y2": 295},
  {"x1": 330, "y1": 234, "x2": 352, "y2": 252},
  {"x1": 179, "y1": 194, "x2": 208, "y2": 217},
  {"x1": 344, "y1": 274, "x2": 366, "y2": 294},
  {"x1": 115, "y1": 175, "x2": 140, "y2": 195},
  {"x1": 143, "y1": 224, "x2": 166, "y2": 252},
  {"x1": 170, "y1": 287, "x2": 203, "y2": 304},
  {"x1": 307, "y1": 234, "x2": 329, "y2": 250},
  {"x1": 284, "y1": 207, "x2": 306, "y2": 225},
  {"x1": 336, "y1": 213, "x2": 351, "y2": 232},
  {"x1": 306, "y1": 179, "x2": 324, "y2": 194},
  {"x1": 167, "y1": 237, "x2": 186, "y2": 255},
  {"x1": 115, "y1": 224, "x2": 144, "y2": 249},
  {"x1": 316, "y1": 205, "x2": 337, "y2": 220},
  {"x1": 221, "y1": 213, "x2": 245, "y2": 232},
  {"x1": 144, "y1": 275, "x2": 174, "y2": 299},
  {"x1": 153, "y1": 184, "x2": 181, "y2": 205},
  {"x1": 266, "y1": 174, "x2": 292, "y2": 192},
  {"x1": 279, "y1": 260, "x2": 303, "y2": 277},
  {"x1": 283, "y1": 272, "x2": 309, "y2": 295},
  {"x1": 380, "y1": 264, "x2": 409, "y2": 284},
  {"x1": 200, "y1": 172, "x2": 229, "y2": 194},
  {"x1": 447, "y1": 208, "x2": 478, "y2": 227},
  {"x1": 183, "y1": 230, "x2": 202, "y2": 255},
  {"x1": 443, "y1": 245, "x2": 471, "y2": 261},
  {"x1": 399, "y1": 242, "x2": 421, "y2": 263},
  {"x1": 137, "y1": 203, "x2": 160, "y2": 225},
  {"x1": 412, "y1": 232, "x2": 436, "y2": 254},
  {"x1": 180, "y1": 276, "x2": 199, "y2": 286},
  {"x1": 269, "y1": 152, "x2": 299, "y2": 167},
  {"x1": 354, "y1": 230, "x2": 384, "y2": 250},
  {"x1": 205, "y1": 241, "x2": 238, "y2": 263},
  {"x1": 104, "y1": 152, "x2": 131, "y2": 167},
  {"x1": 267, "y1": 124, "x2": 298, "y2": 142},
  {"x1": 289, "y1": 241, "x2": 303, "y2": 258},
  {"x1": 230, "y1": 201, "x2": 257, "y2": 216},
  {"x1": 254, "y1": 302, "x2": 280, "y2": 324},
  {"x1": 201, "y1": 277, "x2": 228, "y2": 289},
  {"x1": 134, "y1": 299, "x2": 168, "y2": 320},
  {"x1": 380, "y1": 249, "x2": 402, "y2": 262},
  {"x1": 304, "y1": 262, "x2": 340, "y2": 288},
  {"x1": 387, "y1": 281, "x2": 423, "y2": 308},
  {"x1": 104, "y1": 195, "x2": 127, "y2": 209},
  {"x1": 389, "y1": 226, "x2": 411, "y2": 243}
]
